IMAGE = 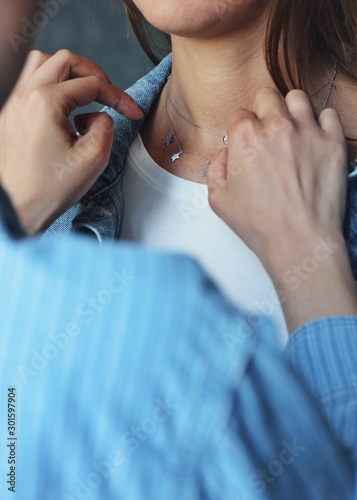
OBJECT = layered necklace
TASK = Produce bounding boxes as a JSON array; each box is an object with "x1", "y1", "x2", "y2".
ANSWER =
[
  {"x1": 164, "y1": 76, "x2": 216, "y2": 177},
  {"x1": 164, "y1": 62, "x2": 340, "y2": 177}
]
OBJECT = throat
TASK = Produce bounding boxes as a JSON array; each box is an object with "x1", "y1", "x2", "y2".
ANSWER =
[{"x1": 140, "y1": 77, "x2": 233, "y2": 184}]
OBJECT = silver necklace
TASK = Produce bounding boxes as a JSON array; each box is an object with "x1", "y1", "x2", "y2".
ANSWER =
[
  {"x1": 165, "y1": 79, "x2": 211, "y2": 177},
  {"x1": 164, "y1": 63, "x2": 338, "y2": 176},
  {"x1": 167, "y1": 76, "x2": 228, "y2": 146},
  {"x1": 309, "y1": 61, "x2": 338, "y2": 116}
]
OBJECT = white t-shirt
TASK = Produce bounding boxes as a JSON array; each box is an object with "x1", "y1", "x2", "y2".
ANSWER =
[{"x1": 121, "y1": 134, "x2": 288, "y2": 343}]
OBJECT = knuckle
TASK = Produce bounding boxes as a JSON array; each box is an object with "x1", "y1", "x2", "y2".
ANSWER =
[
  {"x1": 228, "y1": 114, "x2": 255, "y2": 137},
  {"x1": 207, "y1": 185, "x2": 221, "y2": 208},
  {"x1": 27, "y1": 49, "x2": 47, "y2": 66},
  {"x1": 55, "y1": 48, "x2": 75, "y2": 61},
  {"x1": 110, "y1": 90, "x2": 130, "y2": 109},
  {"x1": 93, "y1": 67, "x2": 110, "y2": 82},
  {"x1": 28, "y1": 86, "x2": 52, "y2": 108},
  {"x1": 54, "y1": 49, "x2": 108, "y2": 82},
  {"x1": 97, "y1": 114, "x2": 114, "y2": 135},
  {"x1": 87, "y1": 74, "x2": 102, "y2": 87},
  {"x1": 286, "y1": 89, "x2": 307, "y2": 100},
  {"x1": 270, "y1": 114, "x2": 294, "y2": 134},
  {"x1": 206, "y1": 177, "x2": 223, "y2": 206}
]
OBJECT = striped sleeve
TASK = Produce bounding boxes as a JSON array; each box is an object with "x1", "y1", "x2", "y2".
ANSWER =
[
  {"x1": 285, "y1": 316, "x2": 357, "y2": 458},
  {"x1": 0, "y1": 235, "x2": 355, "y2": 499}
]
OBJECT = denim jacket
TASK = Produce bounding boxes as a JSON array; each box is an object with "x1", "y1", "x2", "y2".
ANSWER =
[{"x1": 45, "y1": 54, "x2": 357, "y2": 279}]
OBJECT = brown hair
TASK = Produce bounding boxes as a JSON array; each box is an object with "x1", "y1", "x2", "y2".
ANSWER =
[
  {"x1": 121, "y1": 1, "x2": 170, "y2": 65},
  {"x1": 122, "y1": 0, "x2": 357, "y2": 95}
]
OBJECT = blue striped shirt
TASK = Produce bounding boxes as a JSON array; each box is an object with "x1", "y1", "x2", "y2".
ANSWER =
[{"x1": 0, "y1": 196, "x2": 356, "y2": 499}]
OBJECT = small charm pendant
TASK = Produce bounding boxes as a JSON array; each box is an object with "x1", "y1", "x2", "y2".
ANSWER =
[
  {"x1": 171, "y1": 152, "x2": 182, "y2": 163},
  {"x1": 201, "y1": 161, "x2": 211, "y2": 177},
  {"x1": 223, "y1": 135, "x2": 228, "y2": 145},
  {"x1": 165, "y1": 134, "x2": 173, "y2": 146}
]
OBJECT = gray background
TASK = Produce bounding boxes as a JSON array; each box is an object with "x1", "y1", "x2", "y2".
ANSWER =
[{"x1": 34, "y1": 0, "x2": 157, "y2": 114}]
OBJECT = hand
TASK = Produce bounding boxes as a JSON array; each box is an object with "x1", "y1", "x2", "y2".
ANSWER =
[
  {"x1": 207, "y1": 88, "x2": 357, "y2": 332},
  {"x1": 0, "y1": 50, "x2": 143, "y2": 234}
]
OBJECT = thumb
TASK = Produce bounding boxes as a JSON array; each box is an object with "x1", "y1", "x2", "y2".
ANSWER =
[
  {"x1": 206, "y1": 148, "x2": 228, "y2": 203},
  {"x1": 73, "y1": 112, "x2": 114, "y2": 181},
  {"x1": 54, "y1": 112, "x2": 114, "y2": 196}
]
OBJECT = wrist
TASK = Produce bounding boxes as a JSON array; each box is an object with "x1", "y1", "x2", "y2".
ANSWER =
[
  {"x1": 7, "y1": 190, "x2": 53, "y2": 235},
  {"x1": 263, "y1": 229, "x2": 344, "y2": 281},
  {"x1": 262, "y1": 230, "x2": 357, "y2": 333}
]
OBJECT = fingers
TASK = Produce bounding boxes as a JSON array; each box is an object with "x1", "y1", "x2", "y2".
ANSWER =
[
  {"x1": 52, "y1": 76, "x2": 143, "y2": 120},
  {"x1": 227, "y1": 108, "x2": 259, "y2": 150},
  {"x1": 285, "y1": 89, "x2": 316, "y2": 124},
  {"x1": 253, "y1": 87, "x2": 288, "y2": 120},
  {"x1": 14, "y1": 50, "x2": 51, "y2": 89},
  {"x1": 62, "y1": 113, "x2": 115, "y2": 186},
  {"x1": 74, "y1": 112, "x2": 113, "y2": 136},
  {"x1": 77, "y1": 112, "x2": 114, "y2": 166},
  {"x1": 227, "y1": 109, "x2": 261, "y2": 172},
  {"x1": 254, "y1": 88, "x2": 317, "y2": 133},
  {"x1": 254, "y1": 87, "x2": 315, "y2": 126},
  {"x1": 318, "y1": 108, "x2": 348, "y2": 187},
  {"x1": 26, "y1": 49, "x2": 110, "y2": 87},
  {"x1": 25, "y1": 50, "x2": 143, "y2": 119},
  {"x1": 318, "y1": 108, "x2": 345, "y2": 140}
]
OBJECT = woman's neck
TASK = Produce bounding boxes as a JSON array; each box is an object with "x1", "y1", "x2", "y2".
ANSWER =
[
  {"x1": 141, "y1": 18, "x2": 357, "y2": 183},
  {"x1": 141, "y1": 27, "x2": 275, "y2": 183},
  {"x1": 169, "y1": 20, "x2": 273, "y2": 135}
]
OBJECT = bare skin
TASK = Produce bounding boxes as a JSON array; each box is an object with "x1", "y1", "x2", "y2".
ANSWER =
[
  {"x1": 139, "y1": 2, "x2": 357, "y2": 183},
  {"x1": 207, "y1": 88, "x2": 357, "y2": 332},
  {"x1": 141, "y1": 66, "x2": 357, "y2": 181}
]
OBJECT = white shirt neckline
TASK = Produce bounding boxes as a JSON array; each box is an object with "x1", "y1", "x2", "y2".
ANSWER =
[{"x1": 127, "y1": 134, "x2": 208, "y2": 199}]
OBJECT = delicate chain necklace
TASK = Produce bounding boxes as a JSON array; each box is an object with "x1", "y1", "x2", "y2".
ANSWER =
[
  {"x1": 164, "y1": 63, "x2": 338, "y2": 176},
  {"x1": 165, "y1": 79, "x2": 211, "y2": 177},
  {"x1": 167, "y1": 76, "x2": 228, "y2": 146},
  {"x1": 310, "y1": 61, "x2": 338, "y2": 116}
]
